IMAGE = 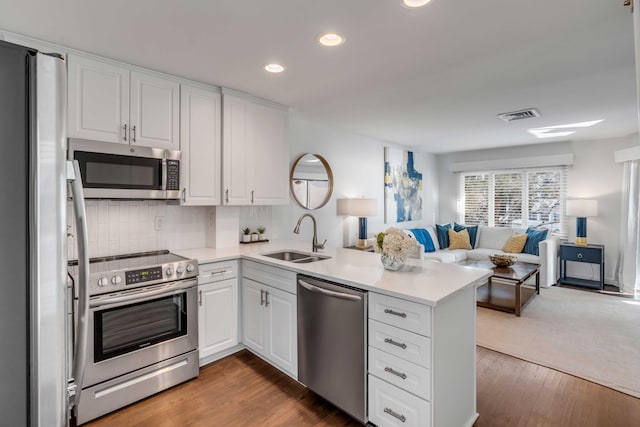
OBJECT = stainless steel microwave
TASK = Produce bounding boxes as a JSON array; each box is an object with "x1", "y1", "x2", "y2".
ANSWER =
[{"x1": 68, "y1": 139, "x2": 181, "y2": 200}]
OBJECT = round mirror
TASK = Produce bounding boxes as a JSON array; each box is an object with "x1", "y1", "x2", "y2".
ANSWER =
[{"x1": 290, "y1": 153, "x2": 334, "y2": 210}]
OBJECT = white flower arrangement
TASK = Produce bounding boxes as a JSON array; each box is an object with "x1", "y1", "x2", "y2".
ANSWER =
[{"x1": 375, "y1": 227, "x2": 420, "y2": 258}]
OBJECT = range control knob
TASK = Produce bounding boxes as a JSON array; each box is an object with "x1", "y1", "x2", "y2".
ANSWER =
[
  {"x1": 176, "y1": 266, "x2": 184, "y2": 274},
  {"x1": 111, "y1": 275, "x2": 122, "y2": 285},
  {"x1": 97, "y1": 277, "x2": 108, "y2": 287},
  {"x1": 165, "y1": 267, "x2": 174, "y2": 276},
  {"x1": 186, "y1": 264, "x2": 194, "y2": 273}
]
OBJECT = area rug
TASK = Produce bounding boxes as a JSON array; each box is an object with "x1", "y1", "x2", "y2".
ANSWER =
[{"x1": 476, "y1": 286, "x2": 640, "y2": 398}]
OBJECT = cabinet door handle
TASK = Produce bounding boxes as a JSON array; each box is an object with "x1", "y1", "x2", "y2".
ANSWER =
[
  {"x1": 182, "y1": 188, "x2": 186, "y2": 203},
  {"x1": 225, "y1": 189, "x2": 229, "y2": 203},
  {"x1": 123, "y1": 124, "x2": 127, "y2": 141},
  {"x1": 260, "y1": 289, "x2": 265, "y2": 306},
  {"x1": 384, "y1": 366, "x2": 407, "y2": 380},
  {"x1": 577, "y1": 253, "x2": 583, "y2": 259},
  {"x1": 265, "y1": 290, "x2": 270, "y2": 307},
  {"x1": 131, "y1": 125, "x2": 136, "y2": 142},
  {"x1": 384, "y1": 338, "x2": 407, "y2": 350},
  {"x1": 384, "y1": 407, "x2": 406, "y2": 423},
  {"x1": 198, "y1": 290, "x2": 202, "y2": 306},
  {"x1": 384, "y1": 308, "x2": 407, "y2": 318},
  {"x1": 251, "y1": 190, "x2": 254, "y2": 204}
]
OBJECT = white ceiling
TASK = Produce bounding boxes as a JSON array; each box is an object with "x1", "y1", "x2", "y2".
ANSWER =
[{"x1": 1, "y1": 0, "x2": 637, "y2": 153}]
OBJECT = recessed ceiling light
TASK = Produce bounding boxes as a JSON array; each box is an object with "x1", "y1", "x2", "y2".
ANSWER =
[
  {"x1": 402, "y1": 0, "x2": 432, "y2": 8},
  {"x1": 527, "y1": 119, "x2": 603, "y2": 139},
  {"x1": 317, "y1": 32, "x2": 345, "y2": 47},
  {"x1": 264, "y1": 63, "x2": 285, "y2": 73}
]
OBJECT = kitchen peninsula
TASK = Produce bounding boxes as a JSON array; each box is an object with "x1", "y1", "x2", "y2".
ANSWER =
[{"x1": 175, "y1": 241, "x2": 491, "y2": 427}]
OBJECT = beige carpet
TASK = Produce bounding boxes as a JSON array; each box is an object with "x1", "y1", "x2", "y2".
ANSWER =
[{"x1": 476, "y1": 286, "x2": 640, "y2": 398}]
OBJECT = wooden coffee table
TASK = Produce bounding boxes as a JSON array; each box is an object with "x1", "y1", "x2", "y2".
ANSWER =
[{"x1": 465, "y1": 260, "x2": 540, "y2": 317}]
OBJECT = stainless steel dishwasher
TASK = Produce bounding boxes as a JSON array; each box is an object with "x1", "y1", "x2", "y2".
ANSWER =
[{"x1": 297, "y1": 275, "x2": 367, "y2": 424}]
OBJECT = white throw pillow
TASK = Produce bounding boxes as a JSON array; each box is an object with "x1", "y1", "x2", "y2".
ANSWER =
[{"x1": 477, "y1": 226, "x2": 519, "y2": 250}]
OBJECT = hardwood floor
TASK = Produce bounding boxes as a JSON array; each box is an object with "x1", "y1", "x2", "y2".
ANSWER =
[{"x1": 86, "y1": 348, "x2": 640, "y2": 427}]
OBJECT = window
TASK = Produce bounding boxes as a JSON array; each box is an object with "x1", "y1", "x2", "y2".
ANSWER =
[{"x1": 459, "y1": 167, "x2": 567, "y2": 235}]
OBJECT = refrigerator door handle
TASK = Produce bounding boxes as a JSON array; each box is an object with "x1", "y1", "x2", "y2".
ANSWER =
[{"x1": 67, "y1": 160, "x2": 90, "y2": 412}]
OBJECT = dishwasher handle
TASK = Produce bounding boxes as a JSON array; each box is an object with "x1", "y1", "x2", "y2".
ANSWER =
[{"x1": 298, "y1": 279, "x2": 362, "y2": 301}]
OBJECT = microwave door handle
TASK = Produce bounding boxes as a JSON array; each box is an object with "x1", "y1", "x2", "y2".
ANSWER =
[
  {"x1": 161, "y1": 158, "x2": 167, "y2": 192},
  {"x1": 67, "y1": 160, "x2": 90, "y2": 412}
]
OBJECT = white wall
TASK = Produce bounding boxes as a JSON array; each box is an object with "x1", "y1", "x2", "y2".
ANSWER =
[
  {"x1": 269, "y1": 113, "x2": 439, "y2": 248},
  {"x1": 437, "y1": 134, "x2": 639, "y2": 284}
]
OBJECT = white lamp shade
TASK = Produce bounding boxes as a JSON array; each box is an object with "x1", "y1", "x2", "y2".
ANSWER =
[
  {"x1": 337, "y1": 198, "x2": 377, "y2": 217},
  {"x1": 566, "y1": 199, "x2": 598, "y2": 217}
]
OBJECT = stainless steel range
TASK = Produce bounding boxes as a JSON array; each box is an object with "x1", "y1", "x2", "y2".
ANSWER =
[{"x1": 68, "y1": 250, "x2": 199, "y2": 424}]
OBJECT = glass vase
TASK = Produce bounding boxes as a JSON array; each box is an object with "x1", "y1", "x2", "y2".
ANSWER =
[{"x1": 381, "y1": 253, "x2": 405, "y2": 271}]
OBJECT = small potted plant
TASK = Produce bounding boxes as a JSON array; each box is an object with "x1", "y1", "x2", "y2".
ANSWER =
[
  {"x1": 257, "y1": 226, "x2": 266, "y2": 241},
  {"x1": 241, "y1": 227, "x2": 251, "y2": 243},
  {"x1": 251, "y1": 230, "x2": 259, "y2": 242}
]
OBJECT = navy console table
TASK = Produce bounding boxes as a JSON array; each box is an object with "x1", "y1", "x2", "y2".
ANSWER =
[{"x1": 559, "y1": 242, "x2": 605, "y2": 290}]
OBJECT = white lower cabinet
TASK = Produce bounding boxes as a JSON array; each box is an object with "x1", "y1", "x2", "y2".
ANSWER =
[
  {"x1": 367, "y1": 287, "x2": 477, "y2": 427},
  {"x1": 368, "y1": 375, "x2": 431, "y2": 427},
  {"x1": 241, "y1": 261, "x2": 297, "y2": 378},
  {"x1": 197, "y1": 261, "x2": 238, "y2": 361}
]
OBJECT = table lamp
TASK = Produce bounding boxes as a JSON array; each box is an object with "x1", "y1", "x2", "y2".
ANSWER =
[
  {"x1": 337, "y1": 198, "x2": 377, "y2": 248},
  {"x1": 566, "y1": 199, "x2": 598, "y2": 246}
]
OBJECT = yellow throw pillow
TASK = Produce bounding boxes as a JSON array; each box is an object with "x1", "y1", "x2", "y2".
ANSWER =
[
  {"x1": 448, "y1": 228, "x2": 472, "y2": 250},
  {"x1": 502, "y1": 233, "x2": 527, "y2": 253}
]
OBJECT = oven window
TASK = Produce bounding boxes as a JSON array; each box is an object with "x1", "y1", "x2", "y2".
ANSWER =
[
  {"x1": 94, "y1": 293, "x2": 187, "y2": 362},
  {"x1": 75, "y1": 151, "x2": 162, "y2": 190}
]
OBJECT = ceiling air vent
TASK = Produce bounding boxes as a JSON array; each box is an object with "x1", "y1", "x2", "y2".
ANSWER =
[{"x1": 497, "y1": 108, "x2": 540, "y2": 122}]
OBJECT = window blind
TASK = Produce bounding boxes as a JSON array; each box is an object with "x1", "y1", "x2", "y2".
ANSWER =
[{"x1": 459, "y1": 166, "x2": 568, "y2": 236}]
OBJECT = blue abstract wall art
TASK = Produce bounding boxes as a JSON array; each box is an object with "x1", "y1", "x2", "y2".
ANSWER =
[{"x1": 384, "y1": 147, "x2": 423, "y2": 223}]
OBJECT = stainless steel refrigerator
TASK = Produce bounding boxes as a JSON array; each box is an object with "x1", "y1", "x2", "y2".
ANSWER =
[{"x1": 0, "y1": 40, "x2": 88, "y2": 427}]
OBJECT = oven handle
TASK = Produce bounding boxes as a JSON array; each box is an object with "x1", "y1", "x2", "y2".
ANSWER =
[
  {"x1": 68, "y1": 160, "x2": 90, "y2": 411},
  {"x1": 89, "y1": 279, "x2": 198, "y2": 309}
]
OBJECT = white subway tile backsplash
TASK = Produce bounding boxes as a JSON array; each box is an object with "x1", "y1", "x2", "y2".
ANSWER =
[{"x1": 66, "y1": 200, "x2": 207, "y2": 259}]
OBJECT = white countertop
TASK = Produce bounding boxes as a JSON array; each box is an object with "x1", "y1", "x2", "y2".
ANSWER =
[{"x1": 174, "y1": 240, "x2": 491, "y2": 306}]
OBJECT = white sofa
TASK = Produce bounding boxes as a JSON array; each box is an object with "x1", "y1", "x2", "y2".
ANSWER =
[{"x1": 406, "y1": 225, "x2": 559, "y2": 288}]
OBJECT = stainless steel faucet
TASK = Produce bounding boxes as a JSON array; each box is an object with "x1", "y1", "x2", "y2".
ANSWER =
[{"x1": 293, "y1": 213, "x2": 326, "y2": 252}]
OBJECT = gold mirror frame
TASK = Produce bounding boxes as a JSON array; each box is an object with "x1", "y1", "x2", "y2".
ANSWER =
[{"x1": 289, "y1": 153, "x2": 334, "y2": 210}]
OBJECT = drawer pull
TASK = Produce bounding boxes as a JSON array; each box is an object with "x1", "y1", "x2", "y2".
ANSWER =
[
  {"x1": 577, "y1": 253, "x2": 583, "y2": 259},
  {"x1": 384, "y1": 407, "x2": 406, "y2": 423},
  {"x1": 384, "y1": 338, "x2": 407, "y2": 350},
  {"x1": 209, "y1": 269, "x2": 229, "y2": 276},
  {"x1": 384, "y1": 308, "x2": 407, "y2": 318},
  {"x1": 384, "y1": 366, "x2": 407, "y2": 380}
]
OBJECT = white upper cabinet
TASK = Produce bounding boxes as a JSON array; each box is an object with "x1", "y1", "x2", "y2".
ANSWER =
[
  {"x1": 222, "y1": 92, "x2": 289, "y2": 206},
  {"x1": 67, "y1": 54, "x2": 180, "y2": 150},
  {"x1": 222, "y1": 94, "x2": 253, "y2": 205},
  {"x1": 180, "y1": 84, "x2": 221, "y2": 205},
  {"x1": 68, "y1": 55, "x2": 130, "y2": 144},
  {"x1": 130, "y1": 71, "x2": 180, "y2": 149},
  {"x1": 252, "y1": 103, "x2": 289, "y2": 205}
]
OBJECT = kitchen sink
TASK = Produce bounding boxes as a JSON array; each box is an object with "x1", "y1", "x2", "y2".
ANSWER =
[{"x1": 261, "y1": 250, "x2": 331, "y2": 263}]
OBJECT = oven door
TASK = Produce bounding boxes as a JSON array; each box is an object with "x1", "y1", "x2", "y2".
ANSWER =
[{"x1": 83, "y1": 280, "x2": 198, "y2": 388}]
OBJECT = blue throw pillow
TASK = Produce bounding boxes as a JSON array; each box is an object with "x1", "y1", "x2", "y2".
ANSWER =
[
  {"x1": 523, "y1": 227, "x2": 548, "y2": 255},
  {"x1": 435, "y1": 223, "x2": 451, "y2": 249},
  {"x1": 454, "y1": 222, "x2": 479, "y2": 248},
  {"x1": 409, "y1": 228, "x2": 436, "y2": 253}
]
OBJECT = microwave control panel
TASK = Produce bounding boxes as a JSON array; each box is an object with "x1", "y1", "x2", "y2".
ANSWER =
[{"x1": 166, "y1": 160, "x2": 180, "y2": 191}]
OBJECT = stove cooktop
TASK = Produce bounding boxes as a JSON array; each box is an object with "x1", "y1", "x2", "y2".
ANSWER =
[{"x1": 68, "y1": 250, "x2": 199, "y2": 296}]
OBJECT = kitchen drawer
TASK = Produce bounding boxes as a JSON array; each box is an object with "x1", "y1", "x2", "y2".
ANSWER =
[
  {"x1": 242, "y1": 260, "x2": 297, "y2": 294},
  {"x1": 560, "y1": 245, "x2": 602, "y2": 264},
  {"x1": 368, "y1": 374, "x2": 431, "y2": 427},
  {"x1": 198, "y1": 260, "x2": 238, "y2": 285},
  {"x1": 369, "y1": 319, "x2": 431, "y2": 368},
  {"x1": 369, "y1": 292, "x2": 431, "y2": 337},
  {"x1": 368, "y1": 347, "x2": 431, "y2": 401}
]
